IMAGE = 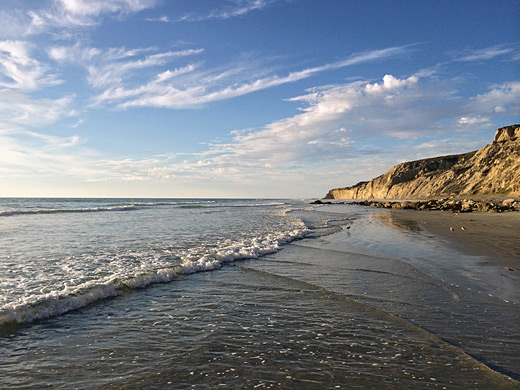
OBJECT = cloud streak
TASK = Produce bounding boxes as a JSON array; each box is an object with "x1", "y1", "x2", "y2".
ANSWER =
[
  {"x1": 177, "y1": 0, "x2": 279, "y2": 22},
  {"x1": 30, "y1": 0, "x2": 157, "y2": 30},
  {"x1": 91, "y1": 45, "x2": 414, "y2": 109},
  {"x1": 0, "y1": 89, "x2": 75, "y2": 130},
  {"x1": 49, "y1": 43, "x2": 204, "y2": 90},
  {"x1": 0, "y1": 0, "x2": 157, "y2": 38},
  {"x1": 0, "y1": 40, "x2": 62, "y2": 90},
  {"x1": 454, "y1": 44, "x2": 516, "y2": 62}
]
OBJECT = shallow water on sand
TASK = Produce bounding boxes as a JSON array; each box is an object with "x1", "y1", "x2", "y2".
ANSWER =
[
  {"x1": 2, "y1": 266, "x2": 516, "y2": 389},
  {"x1": 0, "y1": 200, "x2": 518, "y2": 389}
]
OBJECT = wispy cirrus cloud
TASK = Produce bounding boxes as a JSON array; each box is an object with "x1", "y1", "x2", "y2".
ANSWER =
[
  {"x1": 89, "y1": 74, "x2": 519, "y2": 190},
  {"x1": 0, "y1": 0, "x2": 157, "y2": 38},
  {"x1": 0, "y1": 40, "x2": 62, "y2": 90},
  {"x1": 177, "y1": 0, "x2": 279, "y2": 22},
  {"x1": 2, "y1": 71, "x2": 518, "y2": 196},
  {"x1": 206, "y1": 75, "x2": 518, "y2": 172},
  {"x1": 90, "y1": 45, "x2": 414, "y2": 109},
  {"x1": 0, "y1": 131, "x2": 97, "y2": 182},
  {"x1": 454, "y1": 44, "x2": 516, "y2": 62},
  {"x1": 48, "y1": 43, "x2": 204, "y2": 89},
  {"x1": 0, "y1": 89, "x2": 75, "y2": 130},
  {"x1": 31, "y1": 0, "x2": 157, "y2": 30}
]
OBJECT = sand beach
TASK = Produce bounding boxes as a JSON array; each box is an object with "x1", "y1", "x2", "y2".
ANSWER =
[{"x1": 385, "y1": 209, "x2": 520, "y2": 269}]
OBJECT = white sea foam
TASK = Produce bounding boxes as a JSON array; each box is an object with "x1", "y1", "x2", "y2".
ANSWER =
[
  {"x1": 0, "y1": 282, "x2": 120, "y2": 324},
  {"x1": 0, "y1": 205, "x2": 137, "y2": 217},
  {"x1": 175, "y1": 228, "x2": 307, "y2": 274},
  {"x1": 131, "y1": 200, "x2": 216, "y2": 206},
  {"x1": 179, "y1": 202, "x2": 286, "y2": 209},
  {"x1": 0, "y1": 200, "x2": 279, "y2": 217},
  {"x1": 0, "y1": 225, "x2": 308, "y2": 326}
]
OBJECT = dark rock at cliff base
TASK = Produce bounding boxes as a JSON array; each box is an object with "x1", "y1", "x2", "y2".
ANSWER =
[{"x1": 321, "y1": 198, "x2": 520, "y2": 213}]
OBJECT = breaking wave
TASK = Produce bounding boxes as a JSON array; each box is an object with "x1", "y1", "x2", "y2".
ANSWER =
[
  {"x1": 0, "y1": 205, "x2": 138, "y2": 217},
  {"x1": 0, "y1": 227, "x2": 308, "y2": 326}
]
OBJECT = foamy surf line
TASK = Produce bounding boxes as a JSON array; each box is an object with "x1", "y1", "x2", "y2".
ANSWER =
[
  {"x1": 0, "y1": 200, "x2": 268, "y2": 217},
  {"x1": 0, "y1": 228, "x2": 308, "y2": 327},
  {"x1": 0, "y1": 205, "x2": 138, "y2": 217},
  {"x1": 131, "y1": 200, "x2": 216, "y2": 206},
  {"x1": 179, "y1": 202, "x2": 285, "y2": 209}
]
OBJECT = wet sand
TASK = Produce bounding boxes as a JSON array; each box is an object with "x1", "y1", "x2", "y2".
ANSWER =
[{"x1": 385, "y1": 209, "x2": 520, "y2": 270}]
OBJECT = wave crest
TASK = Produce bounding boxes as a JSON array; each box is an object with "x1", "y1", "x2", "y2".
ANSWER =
[{"x1": 0, "y1": 227, "x2": 308, "y2": 327}]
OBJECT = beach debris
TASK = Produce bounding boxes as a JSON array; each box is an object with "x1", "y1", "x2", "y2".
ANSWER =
[
  {"x1": 504, "y1": 267, "x2": 515, "y2": 272},
  {"x1": 450, "y1": 227, "x2": 454, "y2": 232}
]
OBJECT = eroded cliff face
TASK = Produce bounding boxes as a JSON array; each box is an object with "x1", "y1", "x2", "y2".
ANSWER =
[{"x1": 325, "y1": 125, "x2": 520, "y2": 200}]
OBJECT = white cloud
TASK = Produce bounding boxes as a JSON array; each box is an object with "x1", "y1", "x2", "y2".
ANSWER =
[
  {"x1": 88, "y1": 48, "x2": 204, "y2": 89},
  {"x1": 48, "y1": 44, "x2": 204, "y2": 92},
  {"x1": 457, "y1": 116, "x2": 490, "y2": 126},
  {"x1": 88, "y1": 73, "x2": 445, "y2": 185},
  {"x1": 0, "y1": 129, "x2": 97, "y2": 182},
  {"x1": 0, "y1": 40, "x2": 62, "y2": 90},
  {"x1": 56, "y1": 0, "x2": 156, "y2": 18},
  {"x1": 31, "y1": 0, "x2": 157, "y2": 30},
  {"x1": 0, "y1": 89, "x2": 75, "y2": 129},
  {"x1": 0, "y1": 10, "x2": 33, "y2": 39},
  {"x1": 91, "y1": 45, "x2": 413, "y2": 109},
  {"x1": 0, "y1": 0, "x2": 157, "y2": 38},
  {"x1": 365, "y1": 74, "x2": 418, "y2": 93},
  {"x1": 455, "y1": 44, "x2": 515, "y2": 62},
  {"x1": 146, "y1": 15, "x2": 170, "y2": 23},
  {"x1": 178, "y1": 0, "x2": 278, "y2": 22},
  {"x1": 2, "y1": 71, "x2": 515, "y2": 197},
  {"x1": 130, "y1": 75, "x2": 512, "y2": 187},
  {"x1": 471, "y1": 81, "x2": 520, "y2": 112}
]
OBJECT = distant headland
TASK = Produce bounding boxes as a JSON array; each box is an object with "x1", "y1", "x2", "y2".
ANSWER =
[{"x1": 324, "y1": 125, "x2": 520, "y2": 203}]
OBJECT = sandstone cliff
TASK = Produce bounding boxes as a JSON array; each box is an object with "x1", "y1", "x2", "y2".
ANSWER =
[{"x1": 325, "y1": 125, "x2": 520, "y2": 200}]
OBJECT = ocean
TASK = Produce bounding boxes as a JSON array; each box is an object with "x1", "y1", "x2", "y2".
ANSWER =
[{"x1": 0, "y1": 198, "x2": 518, "y2": 389}]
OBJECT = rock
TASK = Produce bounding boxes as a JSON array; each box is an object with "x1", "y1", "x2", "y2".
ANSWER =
[
  {"x1": 494, "y1": 125, "x2": 520, "y2": 142},
  {"x1": 460, "y1": 200, "x2": 474, "y2": 212},
  {"x1": 503, "y1": 198, "x2": 516, "y2": 206},
  {"x1": 325, "y1": 125, "x2": 520, "y2": 200}
]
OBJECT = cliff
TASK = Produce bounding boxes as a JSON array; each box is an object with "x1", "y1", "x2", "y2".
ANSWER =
[{"x1": 325, "y1": 125, "x2": 520, "y2": 200}]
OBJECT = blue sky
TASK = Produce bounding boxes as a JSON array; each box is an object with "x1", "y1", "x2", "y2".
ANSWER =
[{"x1": 0, "y1": 0, "x2": 519, "y2": 198}]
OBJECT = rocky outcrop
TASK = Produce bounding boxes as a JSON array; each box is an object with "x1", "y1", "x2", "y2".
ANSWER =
[
  {"x1": 325, "y1": 125, "x2": 520, "y2": 200},
  {"x1": 312, "y1": 198, "x2": 520, "y2": 213}
]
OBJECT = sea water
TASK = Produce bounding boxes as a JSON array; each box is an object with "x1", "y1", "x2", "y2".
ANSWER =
[{"x1": 0, "y1": 198, "x2": 518, "y2": 389}]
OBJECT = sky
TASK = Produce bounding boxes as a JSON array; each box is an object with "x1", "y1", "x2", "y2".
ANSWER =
[{"x1": 0, "y1": 0, "x2": 519, "y2": 198}]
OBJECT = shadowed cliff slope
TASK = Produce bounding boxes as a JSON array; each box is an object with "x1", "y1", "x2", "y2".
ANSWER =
[{"x1": 325, "y1": 125, "x2": 520, "y2": 200}]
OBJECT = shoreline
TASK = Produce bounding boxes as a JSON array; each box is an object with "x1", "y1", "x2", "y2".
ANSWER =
[
  {"x1": 313, "y1": 203, "x2": 520, "y2": 303},
  {"x1": 384, "y1": 208, "x2": 520, "y2": 269}
]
